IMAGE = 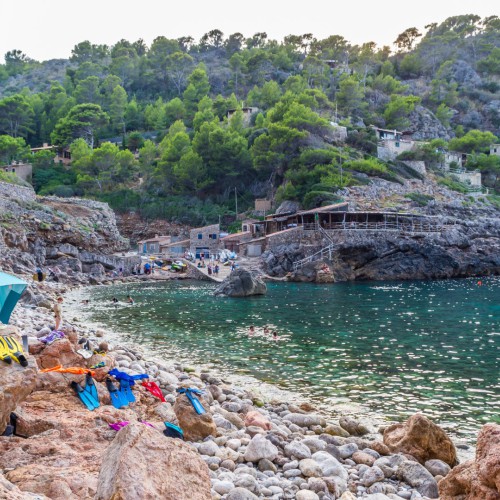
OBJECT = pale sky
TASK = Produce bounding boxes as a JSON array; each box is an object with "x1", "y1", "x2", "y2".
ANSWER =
[{"x1": 2, "y1": 0, "x2": 498, "y2": 61}]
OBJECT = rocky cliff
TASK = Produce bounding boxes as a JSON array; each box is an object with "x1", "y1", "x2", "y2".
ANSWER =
[
  {"x1": 262, "y1": 178, "x2": 500, "y2": 282},
  {"x1": 0, "y1": 181, "x2": 137, "y2": 285}
]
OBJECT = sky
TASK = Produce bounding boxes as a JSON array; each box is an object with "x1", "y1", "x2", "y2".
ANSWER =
[{"x1": 1, "y1": 0, "x2": 498, "y2": 61}]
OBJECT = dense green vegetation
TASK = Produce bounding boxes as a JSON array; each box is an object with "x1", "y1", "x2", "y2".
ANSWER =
[{"x1": 0, "y1": 15, "x2": 499, "y2": 222}]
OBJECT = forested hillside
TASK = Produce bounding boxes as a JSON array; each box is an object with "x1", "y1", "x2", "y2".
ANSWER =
[{"x1": 0, "y1": 14, "x2": 499, "y2": 225}]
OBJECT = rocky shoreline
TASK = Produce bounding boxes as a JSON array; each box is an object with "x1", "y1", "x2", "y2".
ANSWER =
[{"x1": 1, "y1": 277, "x2": 498, "y2": 500}]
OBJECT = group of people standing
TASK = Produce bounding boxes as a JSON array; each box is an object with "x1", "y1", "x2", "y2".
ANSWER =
[{"x1": 207, "y1": 263, "x2": 220, "y2": 276}]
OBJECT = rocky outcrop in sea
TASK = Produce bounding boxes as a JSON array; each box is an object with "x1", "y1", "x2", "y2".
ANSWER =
[{"x1": 214, "y1": 269, "x2": 267, "y2": 297}]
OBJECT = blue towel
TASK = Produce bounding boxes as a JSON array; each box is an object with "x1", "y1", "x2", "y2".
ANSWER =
[{"x1": 108, "y1": 368, "x2": 149, "y2": 386}]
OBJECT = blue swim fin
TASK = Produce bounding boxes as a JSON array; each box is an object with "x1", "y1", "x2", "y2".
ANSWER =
[
  {"x1": 71, "y1": 381, "x2": 98, "y2": 411},
  {"x1": 83, "y1": 372, "x2": 100, "y2": 408},
  {"x1": 106, "y1": 377, "x2": 128, "y2": 409},
  {"x1": 119, "y1": 379, "x2": 136, "y2": 403},
  {"x1": 177, "y1": 388, "x2": 206, "y2": 415}
]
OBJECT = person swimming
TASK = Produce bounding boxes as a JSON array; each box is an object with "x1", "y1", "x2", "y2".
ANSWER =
[
  {"x1": 248, "y1": 325, "x2": 255, "y2": 336},
  {"x1": 272, "y1": 331, "x2": 279, "y2": 340},
  {"x1": 127, "y1": 295, "x2": 134, "y2": 304}
]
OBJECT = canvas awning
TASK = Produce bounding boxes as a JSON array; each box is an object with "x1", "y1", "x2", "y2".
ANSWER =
[{"x1": 0, "y1": 272, "x2": 27, "y2": 324}]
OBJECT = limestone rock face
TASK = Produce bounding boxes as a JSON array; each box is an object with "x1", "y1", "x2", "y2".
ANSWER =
[
  {"x1": 383, "y1": 414, "x2": 457, "y2": 466},
  {"x1": 407, "y1": 104, "x2": 452, "y2": 141},
  {"x1": 95, "y1": 423, "x2": 211, "y2": 500},
  {"x1": 214, "y1": 269, "x2": 267, "y2": 297},
  {"x1": 173, "y1": 392, "x2": 216, "y2": 441},
  {"x1": 439, "y1": 423, "x2": 500, "y2": 500},
  {"x1": 476, "y1": 423, "x2": 500, "y2": 495},
  {"x1": 0, "y1": 472, "x2": 47, "y2": 500},
  {"x1": 0, "y1": 331, "x2": 37, "y2": 432}
]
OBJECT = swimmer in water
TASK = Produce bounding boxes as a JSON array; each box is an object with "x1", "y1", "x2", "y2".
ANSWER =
[
  {"x1": 127, "y1": 295, "x2": 134, "y2": 304},
  {"x1": 272, "y1": 331, "x2": 279, "y2": 341},
  {"x1": 263, "y1": 326, "x2": 270, "y2": 334},
  {"x1": 248, "y1": 325, "x2": 255, "y2": 336}
]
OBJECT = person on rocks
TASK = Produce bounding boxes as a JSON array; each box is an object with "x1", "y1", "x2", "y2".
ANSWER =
[{"x1": 53, "y1": 296, "x2": 63, "y2": 331}]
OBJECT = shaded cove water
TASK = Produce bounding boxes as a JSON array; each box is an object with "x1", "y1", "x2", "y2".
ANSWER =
[{"x1": 74, "y1": 277, "x2": 499, "y2": 443}]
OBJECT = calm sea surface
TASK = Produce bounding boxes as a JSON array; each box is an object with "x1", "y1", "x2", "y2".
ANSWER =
[{"x1": 73, "y1": 277, "x2": 499, "y2": 443}]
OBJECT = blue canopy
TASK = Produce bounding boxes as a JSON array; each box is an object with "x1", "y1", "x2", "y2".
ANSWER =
[{"x1": 0, "y1": 272, "x2": 27, "y2": 324}]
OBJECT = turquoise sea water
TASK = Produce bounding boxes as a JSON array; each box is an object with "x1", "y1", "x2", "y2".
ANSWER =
[{"x1": 74, "y1": 277, "x2": 499, "y2": 443}]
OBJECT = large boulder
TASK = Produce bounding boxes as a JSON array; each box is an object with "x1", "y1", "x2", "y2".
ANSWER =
[
  {"x1": 0, "y1": 472, "x2": 47, "y2": 499},
  {"x1": 95, "y1": 423, "x2": 211, "y2": 500},
  {"x1": 173, "y1": 392, "x2": 216, "y2": 442},
  {"x1": 214, "y1": 269, "x2": 267, "y2": 297},
  {"x1": 383, "y1": 413, "x2": 457, "y2": 466},
  {"x1": 439, "y1": 423, "x2": 500, "y2": 500},
  {"x1": 0, "y1": 330, "x2": 37, "y2": 433}
]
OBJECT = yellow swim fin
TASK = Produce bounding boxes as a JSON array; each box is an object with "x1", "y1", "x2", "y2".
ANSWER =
[
  {"x1": 0, "y1": 336, "x2": 28, "y2": 367},
  {"x1": 0, "y1": 337, "x2": 12, "y2": 364}
]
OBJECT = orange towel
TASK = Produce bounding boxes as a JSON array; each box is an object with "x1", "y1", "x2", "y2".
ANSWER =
[{"x1": 40, "y1": 365, "x2": 95, "y2": 376}]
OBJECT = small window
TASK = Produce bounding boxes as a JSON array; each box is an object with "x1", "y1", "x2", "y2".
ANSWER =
[
  {"x1": 198, "y1": 233, "x2": 202, "y2": 239},
  {"x1": 395, "y1": 142, "x2": 400, "y2": 147}
]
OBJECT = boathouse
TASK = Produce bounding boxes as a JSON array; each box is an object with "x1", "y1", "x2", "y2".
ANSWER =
[{"x1": 264, "y1": 202, "x2": 349, "y2": 234}]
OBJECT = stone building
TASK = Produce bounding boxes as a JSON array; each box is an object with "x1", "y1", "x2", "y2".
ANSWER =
[
  {"x1": 189, "y1": 224, "x2": 221, "y2": 259},
  {"x1": 443, "y1": 151, "x2": 466, "y2": 170},
  {"x1": 372, "y1": 127, "x2": 417, "y2": 161},
  {"x1": 1, "y1": 162, "x2": 32, "y2": 183},
  {"x1": 490, "y1": 144, "x2": 500, "y2": 157},
  {"x1": 138, "y1": 235, "x2": 173, "y2": 255}
]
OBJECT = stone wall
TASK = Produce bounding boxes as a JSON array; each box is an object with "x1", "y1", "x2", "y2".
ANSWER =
[
  {"x1": 456, "y1": 171, "x2": 482, "y2": 187},
  {"x1": 267, "y1": 227, "x2": 320, "y2": 251}
]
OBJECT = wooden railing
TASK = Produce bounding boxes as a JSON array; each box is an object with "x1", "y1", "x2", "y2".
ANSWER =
[{"x1": 292, "y1": 219, "x2": 453, "y2": 271}]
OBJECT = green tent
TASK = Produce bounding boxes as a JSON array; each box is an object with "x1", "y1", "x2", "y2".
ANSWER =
[{"x1": 0, "y1": 271, "x2": 27, "y2": 325}]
